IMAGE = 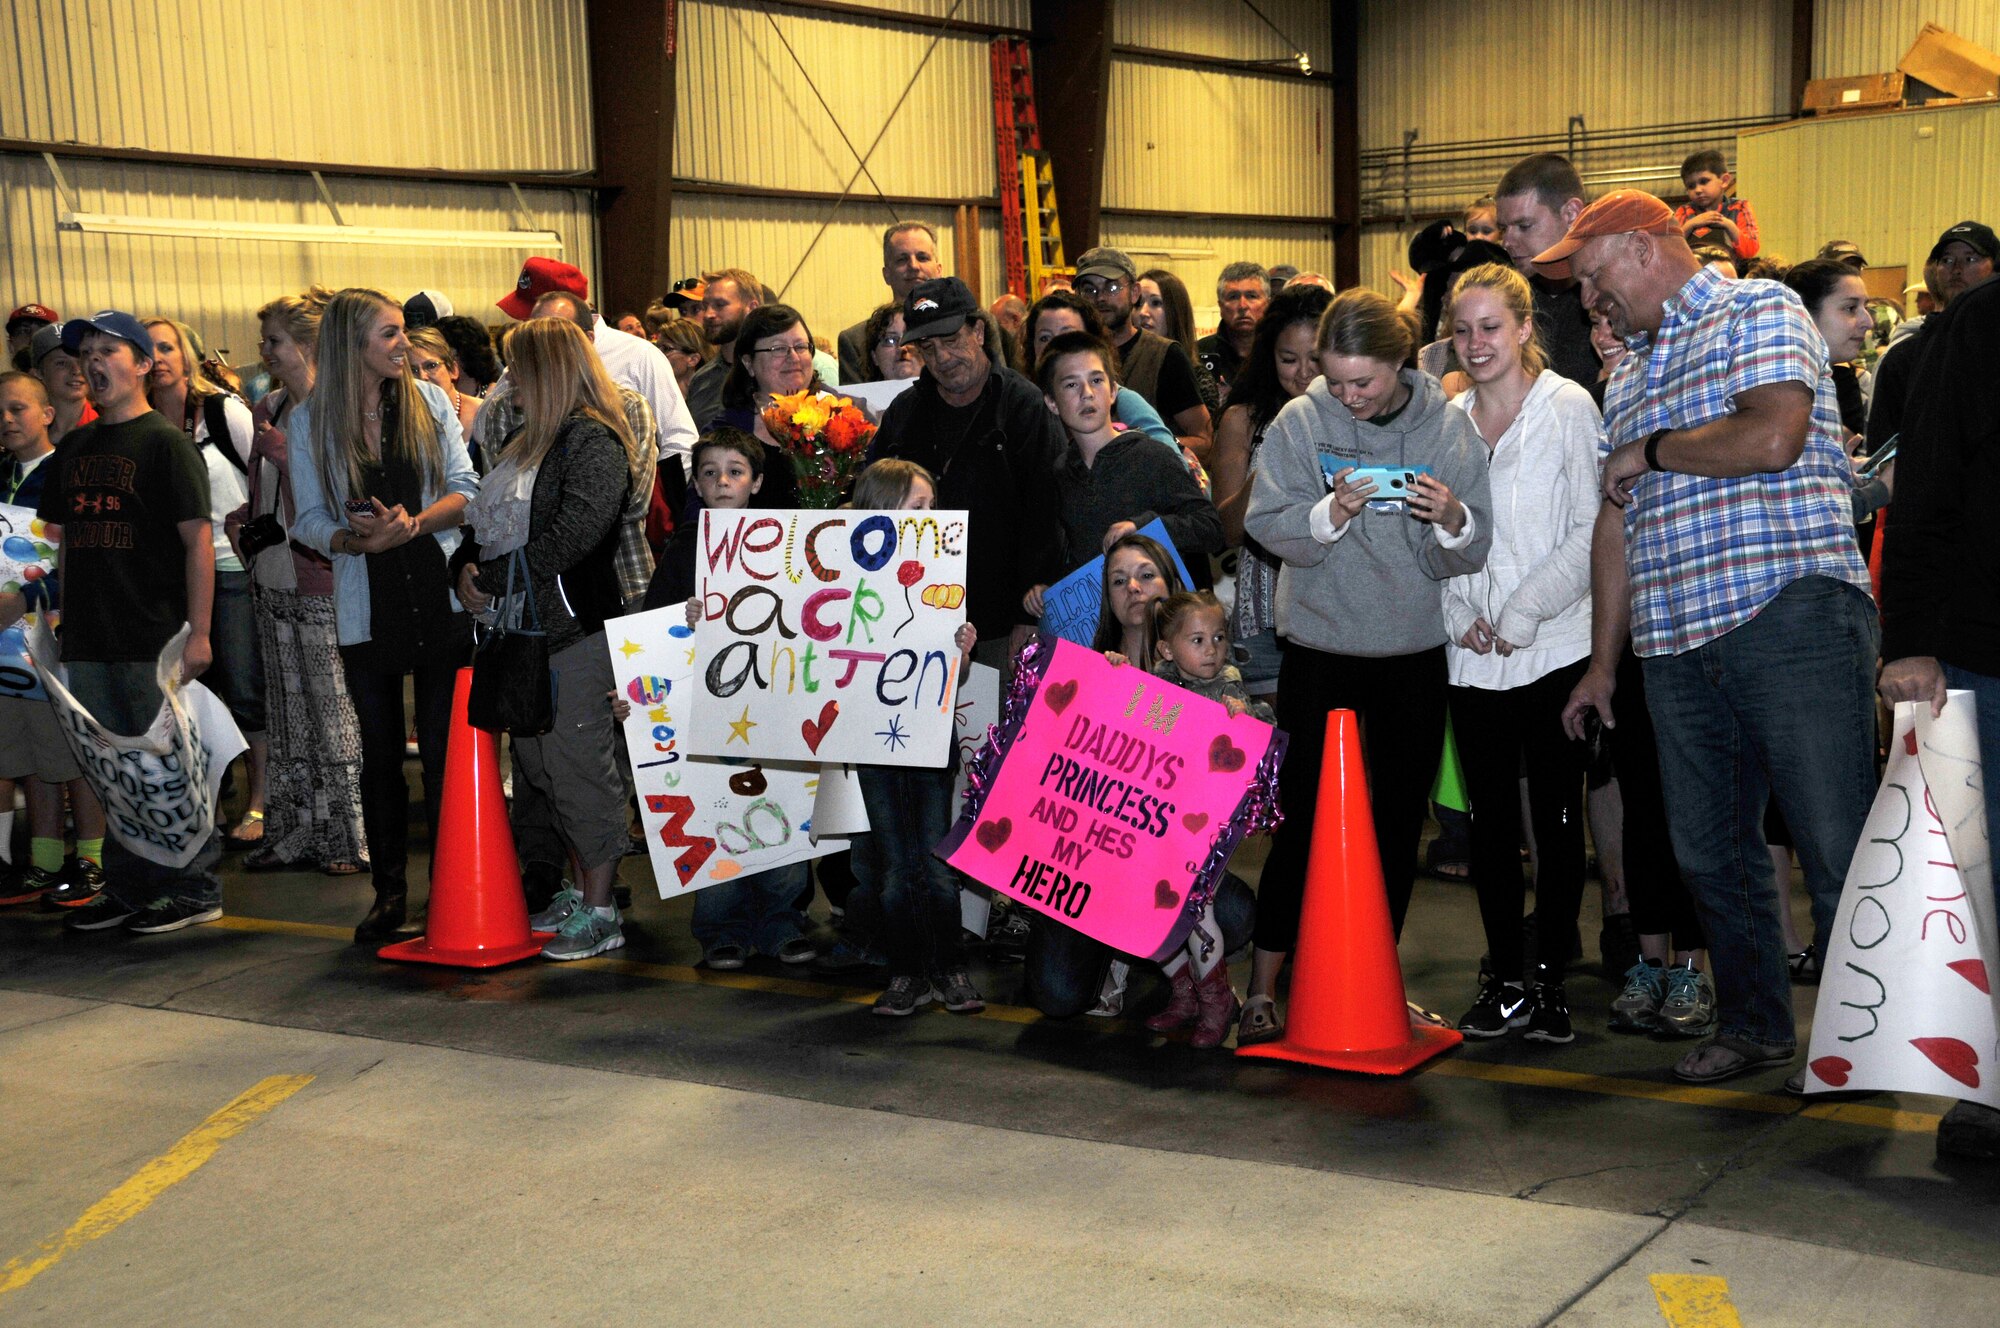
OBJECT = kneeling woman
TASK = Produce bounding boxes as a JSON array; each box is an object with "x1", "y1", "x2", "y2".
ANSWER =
[
  {"x1": 450, "y1": 318, "x2": 637, "y2": 960},
  {"x1": 1241, "y1": 289, "x2": 1491, "y2": 1044}
]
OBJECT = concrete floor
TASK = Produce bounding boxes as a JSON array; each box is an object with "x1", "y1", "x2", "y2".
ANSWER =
[{"x1": 3, "y1": 809, "x2": 1998, "y2": 1325}]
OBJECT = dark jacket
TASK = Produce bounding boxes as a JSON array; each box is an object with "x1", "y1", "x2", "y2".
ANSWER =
[
  {"x1": 451, "y1": 415, "x2": 628, "y2": 656},
  {"x1": 1880, "y1": 278, "x2": 2000, "y2": 675},
  {"x1": 869, "y1": 362, "x2": 1065, "y2": 638},
  {"x1": 1052, "y1": 429, "x2": 1222, "y2": 586}
]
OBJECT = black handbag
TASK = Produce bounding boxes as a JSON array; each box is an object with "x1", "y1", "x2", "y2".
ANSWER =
[{"x1": 467, "y1": 548, "x2": 554, "y2": 737}]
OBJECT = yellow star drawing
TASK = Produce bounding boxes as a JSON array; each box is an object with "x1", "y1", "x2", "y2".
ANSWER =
[
  {"x1": 618, "y1": 638, "x2": 643, "y2": 658},
  {"x1": 727, "y1": 706, "x2": 758, "y2": 745}
]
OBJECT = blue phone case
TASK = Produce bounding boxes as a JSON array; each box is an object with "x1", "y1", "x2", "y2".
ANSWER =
[{"x1": 1319, "y1": 459, "x2": 1433, "y2": 503}]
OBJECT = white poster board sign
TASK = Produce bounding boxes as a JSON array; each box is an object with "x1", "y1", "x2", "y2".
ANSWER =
[
  {"x1": 1806, "y1": 695, "x2": 2000, "y2": 1104},
  {"x1": 685, "y1": 508, "x2": 968, "y2": 767},
  {"x1": 607, "y1": 607, "x2": 853, "y2": 899},
  {"x1": 29, "y1": 621, "x2": 245, "y2": 868},
  {"x1": 0, "y1": 501, "x2": 59, "y2": 700}
]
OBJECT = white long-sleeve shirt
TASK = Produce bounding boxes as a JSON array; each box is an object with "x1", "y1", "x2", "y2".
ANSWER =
[
  {"x1": 593, "y1": 321, "x2": 697, "y2": 463},
  {"x1": 1442, "y1": 369, "x2": 1603, "y2": 690}
]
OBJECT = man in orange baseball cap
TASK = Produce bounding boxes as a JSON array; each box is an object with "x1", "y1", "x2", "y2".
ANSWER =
[{"x1": 1529, "y1": 189, "x2": 1684, "y2": 341}]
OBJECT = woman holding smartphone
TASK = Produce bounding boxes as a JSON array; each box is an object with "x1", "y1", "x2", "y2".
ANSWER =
[
  {"x1": 1239, "y1": 288, "x2": 1491, "y2": 1045},
  {"x1": 289, "y1": 289, "x2": 478, "y2": 944}
]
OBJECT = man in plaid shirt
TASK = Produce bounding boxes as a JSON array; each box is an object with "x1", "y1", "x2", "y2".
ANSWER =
[{"x1": 1542, "y1": 191, "x2": 1876, "y2": 1086}]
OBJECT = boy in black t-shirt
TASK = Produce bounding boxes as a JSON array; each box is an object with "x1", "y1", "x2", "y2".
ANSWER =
[{"x1": 33, "y1": 311, "x2": 220, "y2": 934}]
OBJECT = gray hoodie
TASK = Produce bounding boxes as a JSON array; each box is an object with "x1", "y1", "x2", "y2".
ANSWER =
[{"x1": 1244, "y1": 369, "x2": 1492, "y2": 658}]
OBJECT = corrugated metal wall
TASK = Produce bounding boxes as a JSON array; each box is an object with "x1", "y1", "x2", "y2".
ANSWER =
[
  {"x1": 1114, "y1": 0, "x2": 1334, "y2": 69},
  {"x1": 1815, "y1": 1, "x2": 2000, "y2": 79},
  {"x1": 1, "y1": 0, "x2": 596, "y2": 365},
  {"x1": 669, "y1": 0, "x2": 1000, "y2": 343},
  {"x1": 1100, "y1": 216, "x2": 1335, "y2": 333},
  {"x1": 0, "y1": 0, "x2": 593, "y2": 172},
  {"x1": 1736, "y1": 102, "x2": 2000, "y2": 279}
]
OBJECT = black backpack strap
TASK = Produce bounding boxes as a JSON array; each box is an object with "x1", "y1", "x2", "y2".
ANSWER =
[{"x1": 201, "y1": 394, "x2": 248, "y2": 474}]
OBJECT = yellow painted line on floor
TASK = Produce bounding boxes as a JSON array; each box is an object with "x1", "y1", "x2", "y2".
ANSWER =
[
  {"x1": 204, "y1": 913, "x2": 1946, "y2": 1132},
  {"x1": 1650, "y1": 1273, "x2": 1744, "y2": 1327},
  {"x1": 0, "y1": 1074, "x2": 313, "y2": 1299}
]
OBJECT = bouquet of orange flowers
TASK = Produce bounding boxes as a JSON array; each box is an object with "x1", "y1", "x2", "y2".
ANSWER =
[{"x1": 760, "y1": 389, "x2": 877, "y2": 508}]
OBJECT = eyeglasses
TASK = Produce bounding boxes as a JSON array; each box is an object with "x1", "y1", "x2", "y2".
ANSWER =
[
  {"x1": 875, "y1": 333, "x2": 904, "y2": 349},
  {"x1": 415, "y1": 359, "x2": 445, "y2": 375},
  {"x1": 1075, "y1": 278, "x2": 1123, "y2": 297},
  {"x1": 1937, "y1": 254, "x2": 1992, "y2": 271},
  {"x1": 750, "y1": 342, "x2": 814, "y2": 358}
]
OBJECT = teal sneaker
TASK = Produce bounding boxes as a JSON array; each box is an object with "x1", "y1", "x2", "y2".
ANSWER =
[
  {"x1": 1609, "y1": 959, "x2": 1666, "y2": 1033},
  {"x1": 529, "y1": 885, "x2": 584, "y2": 933},
  {"x1": 1657, "y1": 962, "x2": 1717, "y2": 1038},
  {"x1": 540, "y1": 907, "x2": 624, "y2": 961}
]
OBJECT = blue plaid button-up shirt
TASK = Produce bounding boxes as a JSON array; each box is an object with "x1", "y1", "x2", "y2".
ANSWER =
[{"x1": 1602, "y1": 265, "x2": 1870, "y2": 657}]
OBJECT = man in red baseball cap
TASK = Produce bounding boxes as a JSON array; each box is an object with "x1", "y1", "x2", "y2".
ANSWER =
[
  {"x1": 496, "y1": 258, "x2": 589, "y2": 321},
  {"x1": 7, "y1": 304, "x2": 59, "y2": 368}
]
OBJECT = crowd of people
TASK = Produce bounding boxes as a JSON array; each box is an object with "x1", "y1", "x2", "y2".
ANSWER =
[{"x1": 4, "y1": 142, "x2": 1997, "y2": 1149}]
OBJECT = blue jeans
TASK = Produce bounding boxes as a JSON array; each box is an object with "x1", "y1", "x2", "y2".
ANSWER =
[
  {"x1": 692, "y1": 860, "x2": 808, "y2": 956},
  {"x1": 210, "y1": 570, "x2": 267, "y2": 735},
  {"x1": 856, "y1": 764, "x2": 962, "y2": 978},
  {"x1": 1026, "y1": 873, "x2": 1257, "y2": 1017},
  {"x1": 1641, "y1": 576, "x2": 1879, "y2": 1047},
  {"x1": 1942, "y1": 661, "x2": 2000, "y2": 919},
  {"x1": 65, "y1": 659, "x2": 223, "y2": 908}
]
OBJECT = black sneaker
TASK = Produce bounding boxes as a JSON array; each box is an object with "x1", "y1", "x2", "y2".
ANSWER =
[
  {"x1": 872, "y1": 974, "x2": 935, "y2": 1017},
  {"x1": 45, "y1": 858, "x2": 106, "y2": 910},
  {"x1": 1523, "y1": 979, "x2": 1575, "y2": 1044},
  {"x1": 126, "y1": 897, "x2": 224, "y2": 934},
  {"x1": 1457, "y1": 977, "x2": 1530, "y2": 1038},
  {"x1": 65, "y1": 892, "x2": 140, "y2": 932},
  {"x1": 0, "y1": 865, "x2": 62, "y2": 906}
]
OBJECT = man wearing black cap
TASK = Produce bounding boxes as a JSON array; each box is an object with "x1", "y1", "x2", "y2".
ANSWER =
[
  {"x1": 869, "y1": 276, "x2": 1063, "y2": 661},
  {"x1": 1071, "y1": 246, "x2": 1212, "y2": 459},
  {"x1": 31, "y1": 310, "x2": 222, "y2": 934},
  {"x1": 1864, "y1": 220, "x2": 1998, "y2": 463}
]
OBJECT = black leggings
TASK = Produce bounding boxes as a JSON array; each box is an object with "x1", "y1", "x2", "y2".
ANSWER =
[
  {"x1": 1448, "y1": 660, "x2": 1588, "y2": 981},
  {"x1": 1254, "y1": 643, "x2": 1446, "y2": 952},
  {"x1": 343, "y1": 656, "x2": 462, "y2": 891},
  {"x1": 1613, "y1": 647, "x2": 1705, "y2": 951}
]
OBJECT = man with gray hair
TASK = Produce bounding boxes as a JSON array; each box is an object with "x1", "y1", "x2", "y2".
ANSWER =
[
  {"x1": 1197, "y1": 261, "x2": 1269, "y2": 404},
  {"x1": 837, "y1": 221, "x2": 946, "y2": 384}
]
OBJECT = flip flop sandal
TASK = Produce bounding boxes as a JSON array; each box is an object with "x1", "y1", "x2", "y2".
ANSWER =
[
  {"x1": 321, "y1": 860, "x2": 364, "y2": 876},
  {"x1": 223, "y1": 810, "x2": 266, "y2": 849},
  {"x1": 1237, "y1": 996, "x2": 1285, "y2": 1046},
  {"x1": 1673, "y1": 1033, "x2": 1794, "y2": 1084}
]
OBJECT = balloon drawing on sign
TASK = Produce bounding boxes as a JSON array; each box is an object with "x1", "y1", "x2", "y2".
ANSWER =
[
  {"x1": 894, "y1": 559, "x2": 924, "y2": 634},
  {"x1": 922, "y1": 584, "x2": 964, "y2": 609}
]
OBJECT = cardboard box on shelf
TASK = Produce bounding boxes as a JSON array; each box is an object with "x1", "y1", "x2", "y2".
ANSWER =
[
  {"x1": 1898, "y1": 22, "x2": 2000, "y2": 102},
  {"x1": 1803, "y1": 72, "x2": 1905, "y2": 114}
]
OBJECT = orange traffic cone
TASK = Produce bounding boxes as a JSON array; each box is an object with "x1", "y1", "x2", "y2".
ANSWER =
[
  {"x1": 1237, "y1": 709, "x2": 1463, "y2": 1073},
  {"x1": 378, "y1": 668, "x2": 552, "y2": 967}
]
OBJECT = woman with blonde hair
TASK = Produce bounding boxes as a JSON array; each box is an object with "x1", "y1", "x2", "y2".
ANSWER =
[
  {"x1": 289, "y1": 288, "x2": 478, "y2": 944},
  {"x1": 144, "y1": 316, "x2": 268, "y2": 849},
  {"x1": 228, "y1": 286, "x2": 368, "y2": 876},
  {"x1": 1240, "y1": 287, "x2": 1492, "y2": 1044},
  {"x1": 450, "y1": 317, "x2": 635, "y2": 961},
  {"x1": 1440, "y1": 262, "x2": 1603, "y2": 1044}
]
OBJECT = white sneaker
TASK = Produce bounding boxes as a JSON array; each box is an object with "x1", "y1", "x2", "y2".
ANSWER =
[{"x1": 529, "y1": 885, "x2": 583, "y2": 932}]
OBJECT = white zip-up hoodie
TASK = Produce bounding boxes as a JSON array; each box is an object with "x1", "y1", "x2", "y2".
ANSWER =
[{"x1": 1442, "y1": 370, "x2": 1604, "y2": 689}]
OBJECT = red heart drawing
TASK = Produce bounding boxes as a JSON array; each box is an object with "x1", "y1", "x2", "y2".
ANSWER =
[
  {"x1": 975, "y1": 818, "x2": 1012, "y2": 852},
  {"x1": 1948, "y1": 959, "x2": 1991, "y2": 994},
  {"x1": 1809, "y1": 1056, "x2": 1853, "y2": 1088},
  {"x1": 1044, "y1": 679, "x2": 1078, "y2": 714},
  {"x1": 1154, "y1": 879, "x2": 1179, "y2": 909},
  {"x1": 800, "y1": 700, "x2": 839, "y2": 754},
  {"x1": 1912, "y1": 1036, "x2": 1981, "y2": 1088},
  {"x1": 1208, "y1": 734, "x2": 1245, "y2": 772},
  {"x1": 1182, "y1": 812, "x2": 1209, "y2": 833}
]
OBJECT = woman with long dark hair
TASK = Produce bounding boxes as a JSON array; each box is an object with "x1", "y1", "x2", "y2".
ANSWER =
[
  {"x1": 1136, "y1": 269, "x2": 1220, "y2": 413},
  {"x1": 1211, "y1": 282, "x2": 1334, "y2": 700},
  {"x1": 289, "y1": 288, "x2": 477, "y2": 944}
]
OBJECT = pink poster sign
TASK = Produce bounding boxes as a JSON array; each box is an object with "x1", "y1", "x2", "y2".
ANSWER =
[{"x1": 937, "y1": 636, "x2": 1285, "y2": 964}]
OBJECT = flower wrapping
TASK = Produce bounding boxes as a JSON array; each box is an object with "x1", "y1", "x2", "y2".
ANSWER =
[{"x1": 760, "y1": 389, "x2": 878, "y2": 508}]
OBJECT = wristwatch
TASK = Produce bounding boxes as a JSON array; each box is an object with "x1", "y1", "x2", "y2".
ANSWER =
[{"x1": 1643, "y1": 428, "x2": 1670, "y2": 472}]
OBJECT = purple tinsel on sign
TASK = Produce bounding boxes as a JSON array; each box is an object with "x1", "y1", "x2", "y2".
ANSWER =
[
  {"x1": 1180, "y1": 729, "x2": 1287, "y2": 921},
  {"x1": 956, "y1": 631, "x2": 1050, "y2": 823}
]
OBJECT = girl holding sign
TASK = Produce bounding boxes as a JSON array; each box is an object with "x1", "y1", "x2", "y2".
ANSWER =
[{"x1": 1241, "y1": 289, "x2": 1492, "y2": 1046}]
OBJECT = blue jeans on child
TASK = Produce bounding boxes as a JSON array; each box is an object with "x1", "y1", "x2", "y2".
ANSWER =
[
  {"x1": 855, "y1": 763, "x2": 962, "y2": 977},
  {"x1": 65, "y1": 659, "x2": 223, "y2": 910},
  {"x1": 1640, "y1": 576, "x2": 1879, "y2": 1049},
  {"x1": 692, "y1": 860, "x2": 809, "y2": 956}
]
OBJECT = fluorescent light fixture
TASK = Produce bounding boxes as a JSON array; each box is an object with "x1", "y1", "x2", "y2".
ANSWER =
[
  {"x1": 57, "y1": 211, "x2": 563, "y2": 250},
  {"x1": 1118, "y1": 247, "x2": 1216, "y2": 260}
]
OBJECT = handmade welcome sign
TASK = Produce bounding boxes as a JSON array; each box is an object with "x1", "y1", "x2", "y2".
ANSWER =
[
  {"x1": 608, "y1": 606, "x2": 850, "y2": 899},
  {"x1": 1805, "y1": 696, "x2": 2000, "y2": 1105},
  {"x1": 29, "y1": 622, "x2": 245, "y2": 868},
  {"x1": 1036, "y1": 518, "x2": 1193, "y2": 647},
  {"x1": 685, "y1": 508, "x2": 969, "y2": 767},
  {"x1": 938, "y1": 635, "x2": 1284, "y2": 963},
  {"x1": 0, "y1": 502, "x2": 58, "y2": 700}
]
